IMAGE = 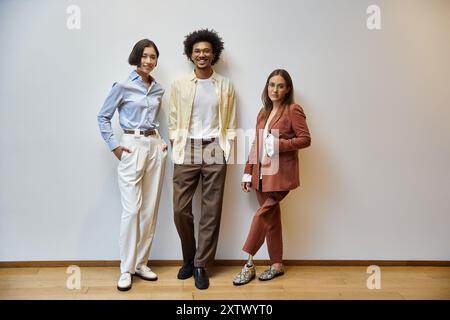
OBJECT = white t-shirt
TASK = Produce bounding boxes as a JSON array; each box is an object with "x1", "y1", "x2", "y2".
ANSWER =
[{"x1": 188, "y1": 78, "x2": 219, "y2": 139}]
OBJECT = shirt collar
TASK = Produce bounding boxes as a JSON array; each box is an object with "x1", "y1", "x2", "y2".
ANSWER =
[
  {"x1": 130, "y1": 69, "x2": 155, "y2": 84},
  {"x1": 130, "y1": 69, "x2": 140, "y2": 81},
  {"x1": 189, "y1": 70, "x2": 218, "y2": 83}
]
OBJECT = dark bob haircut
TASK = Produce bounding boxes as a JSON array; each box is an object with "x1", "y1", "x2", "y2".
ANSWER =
[
  {"x1": 128, "y1": 39, "x2": 159, "y2": 66},
  {"x1": 183, "y1": 29, "x2": 224, "y2": 65}
]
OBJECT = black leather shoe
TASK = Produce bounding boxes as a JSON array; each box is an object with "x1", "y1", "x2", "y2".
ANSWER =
[
  {"x1": 177, "y1": 260, "x2": 194, "y2": 280},
  {"x1": 193, "y1": 267, "x2": 209, "y2": 290}
]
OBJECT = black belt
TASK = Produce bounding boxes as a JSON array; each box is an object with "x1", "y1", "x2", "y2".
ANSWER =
[{"x1": 124, "y1": 129, "x2": 156, "y2": 136}]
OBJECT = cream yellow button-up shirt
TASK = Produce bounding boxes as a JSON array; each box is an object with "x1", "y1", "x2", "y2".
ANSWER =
[{"x1": 169, "y1": 71, "x2": 237, "y2": 164}]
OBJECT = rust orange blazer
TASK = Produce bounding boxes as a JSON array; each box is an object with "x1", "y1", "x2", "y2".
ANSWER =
[{"x1": 244, "y1": 103, "x2": 311, "y2": 192}]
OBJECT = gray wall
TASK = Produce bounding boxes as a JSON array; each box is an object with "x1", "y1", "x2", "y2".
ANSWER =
[{"x1": 1, "y1": 0, "x2": 449, "y2": 261}]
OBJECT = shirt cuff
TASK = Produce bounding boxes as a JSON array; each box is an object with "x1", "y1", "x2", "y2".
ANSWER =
[
  {"x1": 108, "y1": 139, "x2": 119, "y2": 151},
  {"x1": 242, "y1": 174, "x2": 252, "y2": 183},
  {"x1": 265, "y1": 133, "x2": 275, "y2": 157}
]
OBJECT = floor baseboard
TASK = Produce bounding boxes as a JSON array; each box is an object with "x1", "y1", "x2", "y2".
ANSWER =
[{"x1": 1, "y1": 260, "x2": 449, "y2": 268}]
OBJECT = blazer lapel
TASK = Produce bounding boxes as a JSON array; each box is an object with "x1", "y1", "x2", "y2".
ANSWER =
[{"x1": 269, "y1": 106, "x2": 286, "y2": 130}]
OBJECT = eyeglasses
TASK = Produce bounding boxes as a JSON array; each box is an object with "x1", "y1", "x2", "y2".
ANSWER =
[
  {"x1": 193, "y1": 48, "x2": 213, "y2": 55},
  {"x1": 268, "y1": 83, "x2": 286, "y2": 90}
]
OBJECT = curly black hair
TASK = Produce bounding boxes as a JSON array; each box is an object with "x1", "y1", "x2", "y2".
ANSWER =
[{"x1": 183, "y1": 29, "x2": 224, "y2": 65}]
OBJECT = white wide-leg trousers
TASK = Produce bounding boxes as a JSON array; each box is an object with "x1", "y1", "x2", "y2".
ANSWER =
[{"x1": 117, "y1": 133, "x2": 167, "y2": 274}]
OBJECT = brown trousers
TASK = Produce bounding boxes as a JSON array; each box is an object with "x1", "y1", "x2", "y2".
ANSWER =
[
  {"x1": 173, "y1": 139, "x2": 227, "y2": 268},
  {"x1": 243, "y1": 184, "x2": 289, "y2": 264}
]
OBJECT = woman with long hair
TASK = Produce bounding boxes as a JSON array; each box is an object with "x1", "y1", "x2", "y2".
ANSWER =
[{"x1": 233, "y1": 69, "x2": 311, "y2": 285}]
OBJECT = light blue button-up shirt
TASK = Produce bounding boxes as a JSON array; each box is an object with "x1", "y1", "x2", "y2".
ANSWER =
[{"x1": 97, "y1": 70, "x2": 165, "y2": 150}]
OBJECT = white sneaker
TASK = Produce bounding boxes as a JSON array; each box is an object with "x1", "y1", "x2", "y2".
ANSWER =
[
  {"x1": 135, "y1": 265, "x2": 158, "y2": 281},
  {"x1": 117, "y1": 272, "x2": 132, "y2": 291}
]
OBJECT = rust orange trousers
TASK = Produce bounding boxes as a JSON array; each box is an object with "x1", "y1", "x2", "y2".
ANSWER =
[{"x1": 242, "y1": 187, "x2": 289, "y2": 264}]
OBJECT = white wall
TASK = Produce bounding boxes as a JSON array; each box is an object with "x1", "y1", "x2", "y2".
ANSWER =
[{"x1": 1, "y1": 0, "x2": 449, "y2": 262}]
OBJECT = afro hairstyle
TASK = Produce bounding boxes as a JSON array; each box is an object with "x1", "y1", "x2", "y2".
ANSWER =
[{"x1": 183, "y1": 29, "x2": 224, "y2": 65}]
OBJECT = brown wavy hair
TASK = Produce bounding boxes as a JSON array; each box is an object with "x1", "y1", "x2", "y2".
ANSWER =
[{"x1": 260, "y1": 69, "x2": 294, "y2": 121}]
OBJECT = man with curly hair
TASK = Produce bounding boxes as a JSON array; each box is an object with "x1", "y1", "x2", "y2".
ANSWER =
[{"x1": 169, "y1": 29, "x2": 237, "y2": 290}]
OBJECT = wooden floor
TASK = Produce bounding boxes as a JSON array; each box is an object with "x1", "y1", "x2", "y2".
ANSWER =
[{"x1": 0, "y1": 266, "x2": 449, "y2": 300}]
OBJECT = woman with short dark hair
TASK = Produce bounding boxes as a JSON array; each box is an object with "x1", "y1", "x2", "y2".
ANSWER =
[{"x1": 98, "y1": 39, "x2": 167, "y2": 291}]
